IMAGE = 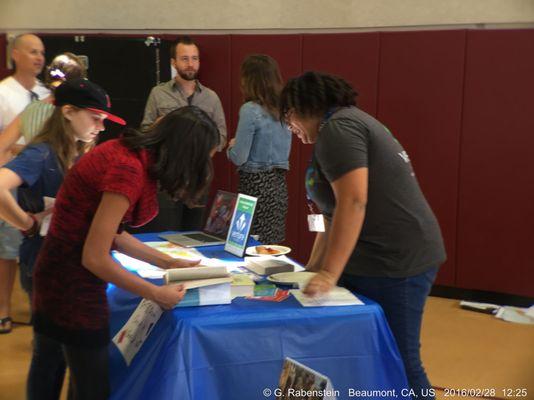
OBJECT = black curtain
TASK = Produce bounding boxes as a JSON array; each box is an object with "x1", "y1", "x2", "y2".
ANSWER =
[{"x1": 41, "y1": 35, "x2": 172, "y2": 141}]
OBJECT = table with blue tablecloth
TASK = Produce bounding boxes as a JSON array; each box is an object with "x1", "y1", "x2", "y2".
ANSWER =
[{"x1": 108, "y1": 233, "x2": 409, "y2": 400}]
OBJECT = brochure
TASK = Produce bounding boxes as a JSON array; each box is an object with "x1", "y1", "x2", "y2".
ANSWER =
[
  {"x1": 277, "y1": 357, "x2": 337, "y2": 400},
  {"x1": 112, "y1": 299, "x2": 162, "y2": 366}
]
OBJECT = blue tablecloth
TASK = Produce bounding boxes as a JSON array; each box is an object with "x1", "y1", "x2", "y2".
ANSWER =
[{"x1": 108, "y1": 233, "x2": 409, "y2": 400}]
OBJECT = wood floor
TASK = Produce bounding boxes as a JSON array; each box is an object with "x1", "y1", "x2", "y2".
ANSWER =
[{"x1": 1, "y1": 273, "x2": 533, "y2": 400}]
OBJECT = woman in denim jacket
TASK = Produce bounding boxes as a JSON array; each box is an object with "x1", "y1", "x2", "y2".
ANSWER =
[{"x1": 227, "y1": 55, "x2": 291, "y2": 243}]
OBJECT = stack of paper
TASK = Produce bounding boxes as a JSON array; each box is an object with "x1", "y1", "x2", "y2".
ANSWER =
[
  {"x1": 290, "y1": 287, "x2": 364, "y2": 307},
  {"x1": 244, "y1": 256, "x2": 294, "y2": 276}
]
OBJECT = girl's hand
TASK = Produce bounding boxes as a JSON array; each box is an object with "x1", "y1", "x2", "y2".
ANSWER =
[
  {"x1": 152, "y1": 284, "x2": 186, "y2": 310},
  {"x1": 163, "y1": 258, "x2": 201, "y2": 270},
  {"x1": 33, "y1": 208, "x2": 53, "y2": 225}
]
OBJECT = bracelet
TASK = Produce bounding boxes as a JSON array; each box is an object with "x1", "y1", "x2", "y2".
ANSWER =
[{"x1": 21, "y1": 213, "x2": 39, "y2": 237}]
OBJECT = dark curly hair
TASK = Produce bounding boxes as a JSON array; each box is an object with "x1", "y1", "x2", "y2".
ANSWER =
[
  {"x1": 121, "y1": 106, "x2": 220, "y2": 206},
  {"x1": 279, "y1": 71, "x2": 358, "y2": 119}
]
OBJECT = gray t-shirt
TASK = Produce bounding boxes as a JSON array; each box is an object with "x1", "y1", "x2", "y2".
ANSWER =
[{"x1": 306, "y1": 106, "x2": 446, "y2": 277}]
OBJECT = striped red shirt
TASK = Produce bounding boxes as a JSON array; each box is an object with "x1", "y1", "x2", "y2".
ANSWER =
[{"x1": 33, "y1": 139, "x2": 158, "y2": 346}]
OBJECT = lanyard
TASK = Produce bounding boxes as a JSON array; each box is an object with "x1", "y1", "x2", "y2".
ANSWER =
[
  {"x1": 305, "y1": 107, "x2": 340, "y2": 214},
  {"x1": 319, "y1": 107, "x2": 339, "y2": 130}
]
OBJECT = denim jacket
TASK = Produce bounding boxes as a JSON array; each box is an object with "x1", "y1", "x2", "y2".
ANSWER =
[{"x1": 227, "y1": 102, "x2": 291, "y2": 173}]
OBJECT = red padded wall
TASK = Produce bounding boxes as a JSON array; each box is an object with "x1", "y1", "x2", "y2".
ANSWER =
[
  {"x1": 302, "y1": 33, "x2": 380, "y2": 116},
  {"x1": 299, "y1": 33, "x2": 380, "y2": 264},
  {"x1": 457, "y1": 29, "x2": 534, "y2": 297},
  {"x1": 188, "y1": 35, "x2": 232, "y2": 194},
  {"x1": 377, "y1": 30, "x2": 466, "y2": 285},
  {"x1": 229, "y1": 35, "x2": 303, "y2": 255}
]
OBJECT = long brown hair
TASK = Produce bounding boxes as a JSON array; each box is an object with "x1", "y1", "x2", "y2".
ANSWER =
[
  {"x1": 29, "y1": 106, "x2": 93, "y2": 172},
  {"x1": 121, "y1": 106, "x2": 219, "y2": 206},
  {"x1": 240, "y1": 54, "x2": 283, "y2": 118}
]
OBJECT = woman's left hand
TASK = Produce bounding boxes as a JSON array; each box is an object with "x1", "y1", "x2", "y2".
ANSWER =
[
  {"x1": 33, "y1": 207, "x2": 53, "y2": 224},
  {"x1": 228, "y1": 138, "x2": 236, "y2": 148},
  {"x1": 163, "y1": 258, "x2": 201, "y2": 269},
  {"x1": 303, "y1": 270, "x2": 337, "y2": 297}
]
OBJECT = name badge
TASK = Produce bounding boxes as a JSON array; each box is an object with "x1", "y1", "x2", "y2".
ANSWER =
[{"x1": 307, "y1": 214, "x2": 325, "y2": 232}]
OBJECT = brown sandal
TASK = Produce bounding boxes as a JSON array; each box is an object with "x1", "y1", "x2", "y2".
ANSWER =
[{"x1": 0, "y1": 317, "x2": 12, "y2": 334}]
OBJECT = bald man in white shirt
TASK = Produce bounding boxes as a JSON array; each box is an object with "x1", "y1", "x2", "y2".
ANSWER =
[{"x1": 0, "y1": 34, "x2": 50, "y2": 334}]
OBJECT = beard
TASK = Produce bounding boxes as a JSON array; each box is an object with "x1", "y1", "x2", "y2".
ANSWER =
[{"x1": 177, "y1": 68, "x2": 198, "y2": 81}]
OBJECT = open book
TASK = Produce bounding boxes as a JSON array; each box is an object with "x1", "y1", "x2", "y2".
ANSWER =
[
  {"x1": 164, "y1": 266, "x2": 232, "y2": 307},
  {"x1": 164, "y1": 266, "x2": 230, "y2": 285}
]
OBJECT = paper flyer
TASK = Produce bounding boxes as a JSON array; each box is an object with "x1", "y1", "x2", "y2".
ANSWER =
[
  {"x1": 290, "y1": 287, "x2": 364, "y2": 307},
  {"x1": 112, "y1": 299, "x2": 163, "y2": 366}
]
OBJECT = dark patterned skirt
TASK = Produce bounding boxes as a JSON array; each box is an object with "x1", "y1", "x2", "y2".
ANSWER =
[{"x1": 238, "y1": 169, "x2": 288, "y2": 244}]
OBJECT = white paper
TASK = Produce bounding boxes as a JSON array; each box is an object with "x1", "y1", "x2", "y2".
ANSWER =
[
  {"x1": 198, "y1": 258, "x2": 247, "y2": 272},
  {"x1": 112, "y1": 299, "x2": 163, "y2": 366},
  {"x1": 39, "y1": 214, "x2": 51, "y2": 236},
  {"x1": 495, "y1": 306, "x2": 534, "y2": 325},
  {"x1": 137, "y1": 269, "x2": 166, "y2": 279},
  {"x1": 274, "y1": 255, "x2": 305, "y2": 272},
  {"x1": 199, "y1": 282, "x2": 232, "y2": 305},
  {"x1": 307, "y1": 214, "x2": 325, "y2": 232},
  {"x1": 39, "y1": 196, "x2": 55, "y2": 236},
  {"x1": 43, "y1": 196, "x2": 55, "y2": 209},
  {"x1": 290, "y1": 287, "x2": 364, "y2": 307},
  {"x1": 112, "y1": 252, "x2": 165, "y2": 277},
  {"x1": 144, "y1": 242, "x2": 203, "y2": 259},
  {"x1": 176, "y1": 282, "x2": 232, "y2": 307}
]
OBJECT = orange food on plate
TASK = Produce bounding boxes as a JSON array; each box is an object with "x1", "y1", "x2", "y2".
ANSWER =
[{"x1": 256, "y1": 246, "x2": 280, "y2": 255}]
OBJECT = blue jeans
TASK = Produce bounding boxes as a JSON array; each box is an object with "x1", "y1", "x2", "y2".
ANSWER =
[
  {"x1": 27, "y1": 332, "x2": 67, "y2": 400},
  {"x1": 339, "y1": 266, "x2": 439, "y2": 400}
]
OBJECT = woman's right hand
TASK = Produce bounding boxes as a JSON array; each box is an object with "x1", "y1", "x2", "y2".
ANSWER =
[
  {"x1": 305, "y1": 262, "x2": 321, "y2": 272},
  {"x1": 152, "y1": 284, "x2": 186, "y2": 310}
]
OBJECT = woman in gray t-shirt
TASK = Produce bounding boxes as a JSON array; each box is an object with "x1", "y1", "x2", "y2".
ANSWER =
[{"x1": 280, "y1": 71, "x2": 445, "y2": 400}]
